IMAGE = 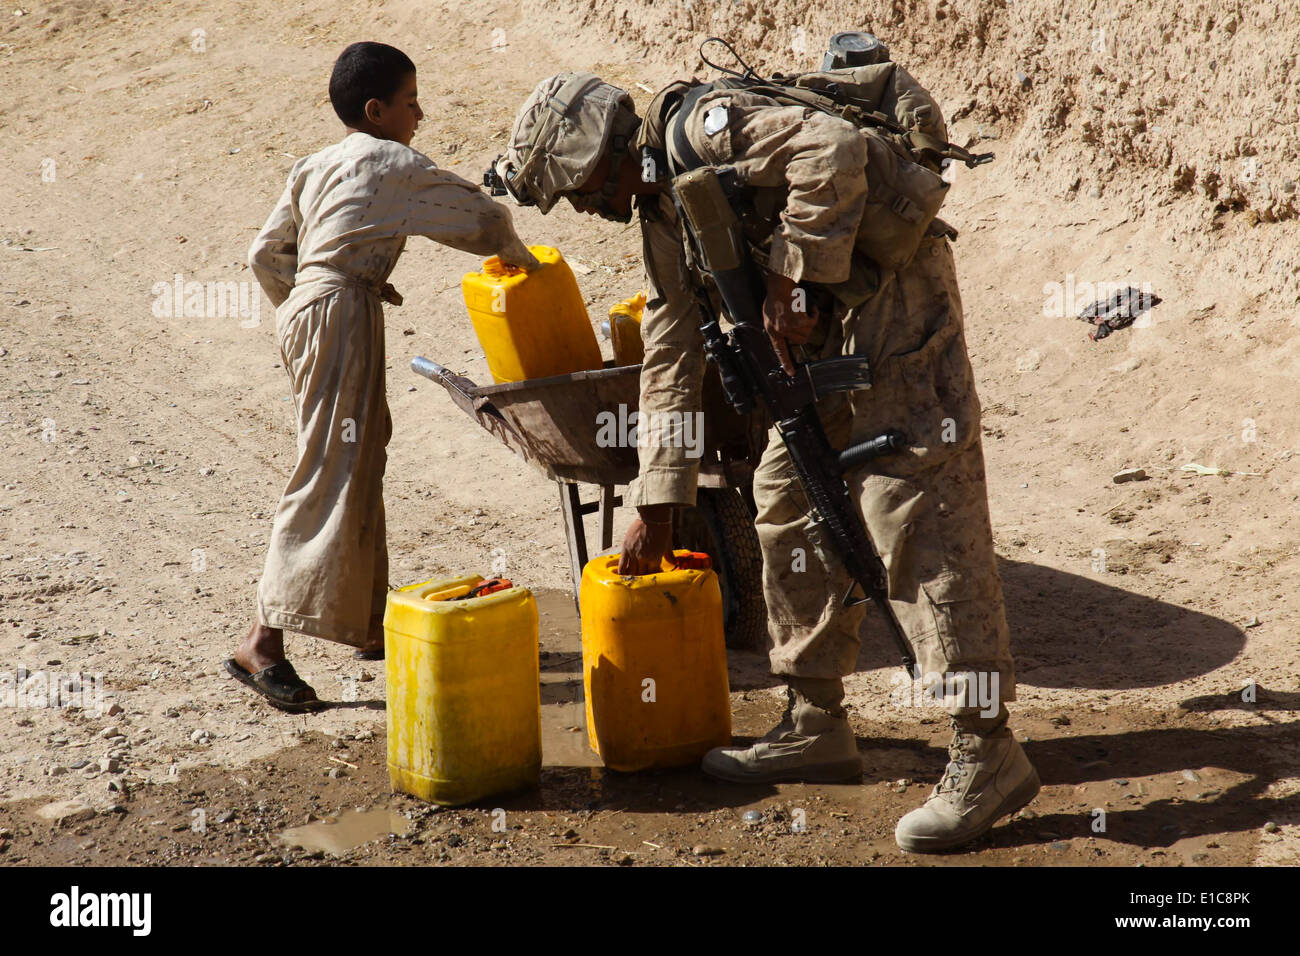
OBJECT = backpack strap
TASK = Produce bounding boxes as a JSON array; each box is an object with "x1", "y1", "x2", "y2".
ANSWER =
[{"x1": 665, "y1": 83, "x2": 717, "y2": 176}]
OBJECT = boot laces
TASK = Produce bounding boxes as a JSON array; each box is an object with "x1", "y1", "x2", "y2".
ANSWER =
[{"x1": 935, "y1": 732, "x2": 979, "y2": 797}]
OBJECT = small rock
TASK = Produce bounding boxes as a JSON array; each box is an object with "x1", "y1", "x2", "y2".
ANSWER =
[
  {"x1": 1049, "y1": 841, "x2": 1070, "y2": 852},
  {"x1": 327, "y1": 767, "x2": 344, "y2": 779},
  {"x1": 37, "y1": 798, "x2": 96, "y2": 826},
  {"x1": 691, "y1": 845, "x2": 725, "y2": 857},
  {"x1": 253, "y1": 852, "x2": 277, "y2": 864},
  {"x1": 1263, "y1": 821, "x2": 1280, "y2": 833},
  {"x1": 162, "y1": 708, "x2": 179, "y2": 718},
  {"x1": 68, "y1": 760, "x2": 89, "y2": 770},
  {"x1": 48, "y1": 765, "x2": 68, "y2": 776},
  {"x1": 98, "y1": 757, "x2": 120, "y2": 773},
  {"x1": 445, "y1": 833, "x2": 464, "y2": 848},
  {"x1": 742, "y1": 810, "x2": 763, "y2": 824},
  {"x1": 1181, "y1": 769, "x2": 1201, "y2": 783},
  {"x1": 199, "y1": 467, "x2": 214, "y2": 477},
  {"x1": 1190, "y1": 852, "x2": 1210, "y2": 863},
  {"x1": 1112, "y1": 468, "x2": 1146, "y2": 484},
  {"x1": 190, "y1": 729, "x2": 210, "y2": 743},
  {"x1": 50, "y1": 370, "x2": 63, "y2": 378},
  {"x1": 358, "y1": 671, "x2": 374, "y2": 683}
]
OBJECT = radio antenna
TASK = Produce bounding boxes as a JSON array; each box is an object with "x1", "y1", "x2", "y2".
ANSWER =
[{"x1": 699, "y1": 37, "x2": 766, "y2": 82}]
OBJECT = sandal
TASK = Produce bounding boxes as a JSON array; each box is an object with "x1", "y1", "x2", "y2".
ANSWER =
[{"x1": 223, "y1": 658, "x2": 323, "y2": 712}]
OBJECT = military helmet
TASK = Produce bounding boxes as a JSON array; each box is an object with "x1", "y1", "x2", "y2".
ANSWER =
[{"x1": 493, "y1": 73, "x2": 640, "y2": 216}]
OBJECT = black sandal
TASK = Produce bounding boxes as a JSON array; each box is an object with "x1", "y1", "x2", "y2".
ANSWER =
[{"x1": 223, "y1": 658, "x2": 323, "y2": 712}]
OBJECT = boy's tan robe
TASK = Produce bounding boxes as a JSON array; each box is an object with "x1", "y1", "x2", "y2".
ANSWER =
[{"x1": 249, "y1": 132, "x2": 532, "y2": 647}]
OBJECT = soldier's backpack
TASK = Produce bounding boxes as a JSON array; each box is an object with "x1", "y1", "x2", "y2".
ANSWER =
[{"x1": 647, "y1": 40, "x2": 991, "y2": 272}]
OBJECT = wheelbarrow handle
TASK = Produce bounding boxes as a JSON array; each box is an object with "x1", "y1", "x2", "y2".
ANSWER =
[{"x1": 411, "y1": 356, "x2": 538, "y2": 468}]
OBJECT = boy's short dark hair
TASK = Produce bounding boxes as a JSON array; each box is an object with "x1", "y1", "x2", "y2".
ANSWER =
[{"x1": 329, "y1": 42, "x2": 416, "y2": 127}]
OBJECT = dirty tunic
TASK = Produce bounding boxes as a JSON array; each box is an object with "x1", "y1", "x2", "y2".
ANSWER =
[
  {"x1": 627, "y1": 90, "x2": 1014, "y2": 711},
  {"x1": 248, "y1": 132, "x2": 531, "y2": 647}
]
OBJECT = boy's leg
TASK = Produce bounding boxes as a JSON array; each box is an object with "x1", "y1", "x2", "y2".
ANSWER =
[
  {"x1": 357, "y1": 425, "x2": 391, "y2": 659},
  {"x1": 256, "y1": 289, "x2": 389, "y2": 649}
]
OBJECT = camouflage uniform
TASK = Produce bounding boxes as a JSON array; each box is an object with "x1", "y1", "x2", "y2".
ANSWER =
[{"x1": 626, "y1": 89, "x2": 1014, "y2": 712}]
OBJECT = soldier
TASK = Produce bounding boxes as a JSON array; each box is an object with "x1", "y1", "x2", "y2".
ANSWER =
[{"x1": 496, "y1": 61, "x2": 1040, "y2": 852}]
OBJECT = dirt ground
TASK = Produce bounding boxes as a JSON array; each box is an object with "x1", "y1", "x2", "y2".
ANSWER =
[{"x1": 1, "y1": 0, "x2": 1298, "y2": 868}]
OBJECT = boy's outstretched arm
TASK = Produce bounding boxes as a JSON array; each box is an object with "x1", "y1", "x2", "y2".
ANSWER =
[
  {"x1": 400, "y1": 155, "x2": 539, "y2": 269},
  {"x1": 248, "y1": 164, "x2": 304, "y2": 308}
]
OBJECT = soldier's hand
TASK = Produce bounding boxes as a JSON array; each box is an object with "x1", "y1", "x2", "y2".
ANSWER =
[
  {"x1": 762, "y1": 272, "x2": 818, "y2": 376},
  {"x1": 617, "y1": 510, "x2": 674, "y2": 575}
]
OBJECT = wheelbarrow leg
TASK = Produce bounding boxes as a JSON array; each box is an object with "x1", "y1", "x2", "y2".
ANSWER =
[
  {"x1": 598, "y1": 484, "x2": 616, "y2": 552},
  {"x1": 557, "y1": 481, "x2": 588, "y2": 614}
]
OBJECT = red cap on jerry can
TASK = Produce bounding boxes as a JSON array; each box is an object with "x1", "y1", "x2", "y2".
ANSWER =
[{"x1": 463, "y1": 578, "x2": 514, "y2": 599}]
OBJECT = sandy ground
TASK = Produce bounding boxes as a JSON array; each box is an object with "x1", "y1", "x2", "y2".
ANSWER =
[{"x1": 1, "y1": 0, "x2": 1298, "y2": 867}]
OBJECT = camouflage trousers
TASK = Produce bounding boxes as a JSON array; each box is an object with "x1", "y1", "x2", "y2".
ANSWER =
[{"x1": 753, "y1": 236, "x2": 1015, "y2": 715}]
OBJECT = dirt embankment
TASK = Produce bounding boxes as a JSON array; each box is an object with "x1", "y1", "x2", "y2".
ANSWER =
[{"x1": 535, "y1": 0, "x2": 1300, "y2": 232}]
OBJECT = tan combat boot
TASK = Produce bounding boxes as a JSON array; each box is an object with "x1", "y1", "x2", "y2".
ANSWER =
[
  {"x1": 894, "y1": 719, "x2": 1040, "y2": 853},
  {"x1": 701, "y1": 678, "x2": 862, "y2": 784}
]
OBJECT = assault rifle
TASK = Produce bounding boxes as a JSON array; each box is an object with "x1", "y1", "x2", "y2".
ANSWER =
[{"x1": 672, "y1": 166, "x2": 917, "y2": 675}]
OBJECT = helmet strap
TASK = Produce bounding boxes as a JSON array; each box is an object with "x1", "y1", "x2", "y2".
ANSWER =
[{"x1": 591, "y1": 112, "x2": 642, "y2": 223}]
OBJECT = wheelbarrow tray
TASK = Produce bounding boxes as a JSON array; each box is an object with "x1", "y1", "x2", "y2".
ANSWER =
[{"x1": 413, "y1": 357, "x2": 761, "y2": 486}]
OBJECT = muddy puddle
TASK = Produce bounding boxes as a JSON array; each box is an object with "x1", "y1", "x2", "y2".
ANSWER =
[{"x1": 278, "y1": 808, "x2": 414, "y2": 856}]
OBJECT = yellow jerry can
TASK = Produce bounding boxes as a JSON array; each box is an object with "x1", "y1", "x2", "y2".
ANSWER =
[
  {"x1": 461, "y1": 245, "x2": 603, "y2": 384},
  {"x1": 385, "y1": 575, "x2": 540, "y2": 806},
  {"x1": 580, "y1": 550, "x2": 732, "y2": 771},
  {"x1": 608, "y1": 289, "x2": 646, "y2": 367}
]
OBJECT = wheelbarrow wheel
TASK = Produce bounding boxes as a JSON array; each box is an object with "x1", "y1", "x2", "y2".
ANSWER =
[{"x1": 676, "y1": 487, "x2": 767, "y2": 651}]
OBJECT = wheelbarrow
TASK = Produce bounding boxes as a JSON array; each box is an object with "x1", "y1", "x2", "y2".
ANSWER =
[{"x1": 412, "y1": 356, "x2": 769, "y2": 649}]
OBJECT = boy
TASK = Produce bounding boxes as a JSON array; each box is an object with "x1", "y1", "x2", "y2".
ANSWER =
[{"x1": 226, "y1": 42, "x2": 538, "y2": 711}]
